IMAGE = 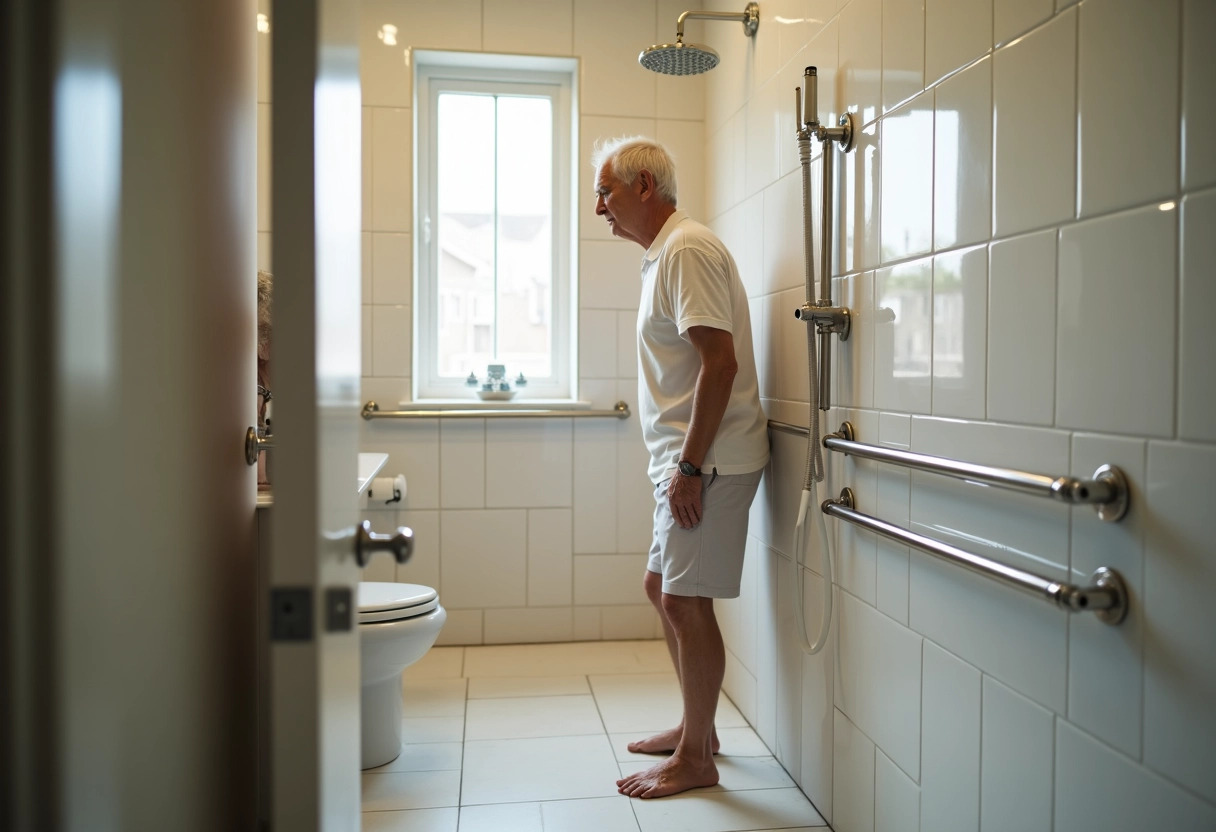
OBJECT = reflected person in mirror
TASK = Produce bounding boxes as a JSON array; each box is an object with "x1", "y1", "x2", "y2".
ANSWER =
[
  {"x1": 257, "y1": 269, "x2": 273, "y2": 491},
  {"x1": 591, "y1": 137, "x2": 769, "y2": 798}
]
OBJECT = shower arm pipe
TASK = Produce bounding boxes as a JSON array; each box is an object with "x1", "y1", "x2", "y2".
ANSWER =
[
  {"x1": 822, "y1": 488, "x2": 1129, "y2": 624},
  {"x1": 822, "y1": 421, "x2": 1131, "y2": 522},
  {"x1": 675, "y1": 5, "x2": 760, "y2": 39}
]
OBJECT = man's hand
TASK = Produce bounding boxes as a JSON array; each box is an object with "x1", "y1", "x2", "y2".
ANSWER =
[{"x1": 667, "y1": 472, "x2": 703, "y2": 529}]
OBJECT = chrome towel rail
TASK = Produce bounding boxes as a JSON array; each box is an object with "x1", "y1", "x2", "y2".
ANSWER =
[
  {"x1": 362, "y1": 400, "x2": 632, "y2": 421},
  {"x1": 822, "y1": 488, "x2": 1129, "y2": 625},
  {"x1": 821, "y1": 421, "x2": 1129, "y2": 523}
]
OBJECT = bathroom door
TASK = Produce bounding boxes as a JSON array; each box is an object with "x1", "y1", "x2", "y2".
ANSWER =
[{"x1": 266, "y1": 0, "x2": 364, "y2": 828}]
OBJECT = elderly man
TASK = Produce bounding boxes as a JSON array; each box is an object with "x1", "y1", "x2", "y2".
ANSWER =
[{"x1": 591, "y1": 137, "x2": 769, "y2": 799}]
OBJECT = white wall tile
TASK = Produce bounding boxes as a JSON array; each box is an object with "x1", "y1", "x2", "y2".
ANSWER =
[
  {"x1": 1144, "y1": 441, "x2": 1216, "y2": 804},
  {"x1": 1056, "y1": 721, "x2": 1216, "y2": 830},
  {"x1": 769, "y1": 287, "x2": 813, "y2": 407},
  {"x1": 840, "y1": 0, "x2": 884, "y2": 127},
  {"x1": 527, "y1": 508, "x2": 572, "y2": 606},
  {"x1": 360, "y1": 6, "x2": 413, "y2": 108},
  {"x1": 581, "y1": 115, "x2": 658, "y2": 243},
  {"x1": 799, "y1": 572, "x2": 836, "y2": 818},
  {"x1": 875, "y1": 413, "x2": 911, "y2": 624},
  {"x1": 579, "y1": 310, "x2": 618, "y2": 378},
  {"x1": 834, "y1": 591, "x2": 922, "y2": 780},
  {"x1": 1057, "y1": 203, "x2": 1177, "y2": 437},
  {"x1": 655, "y1": 0, "x2": 707, "y2": 122},
  {"x1": 843, "y1": 122, "x2": 881, "y2": 273},
  {"x1": 994, "y1": 0, "x2": 1053, "y2": 45},
  {"x1": 371, "y1": 305, "x2": 412, "y2": 377},
  {"x1": 702, "y1": 10, "x2": 748, "y2": 135},
  {"x1": 573, "y1": 0, "x2": 657, "y2": 118},
  {"x1": 838, "y1": 271, "x2": 876, "y2": 410},
  {"x1": 362, "y1": 305, "x2": 373, "y2": 379},
  {"x1": 436, "y1": 609, "x2": 483, "y2": 645},
  {"x1": 934, "y1": 57, "x2": 992, "y2": 250},
  {"x1": 600, "y1": 604, "x2": 657, "y2": 640},
  {"x1": 439, "y1": 420, "x2": 484, "y2": 509},
  {"x1": 361, "y1": 376, "x2": 410, "y2": 408},
  {"x1": 371, "y1": 232, "x2": 412, "y2": 306},
  {"x1": 836, "y1": 410, "x2": 880, "y2": 605},
  {"x1": 579, "y1": 241, "x2": 645, "y2": 310},
  {"x1": 441, "y1": 509, "x2": 528, "y2": 608},
  {"x1": 875, "y1": 749, "x2": 920, "y2": 832},
  {"x1": 362, "y1": 232, "x2": 373, "y2": 304},
  {"x1": 988, "y1": 229, "x2": 1056, "y2": 425},
  {"x1": 874, "y1": 258, "x2": 933, "y2": 414},
  {"x1": 656, "y1": 119, "x2": 706, "y2": 222},
  {"x1": 920, "y1": 642, "x2": 980, "y2": 832},
  {"x1": 713, "y1": 192, "x2": 764, "y2": 303},
  {"x1": 485, "y1": 419, "x2": 573, "y2": 508},
  {"x1": 745, "y1": 78, "x2": 783, "y2": 199},
  {"x1": 572, "y1": 554, "x2": 648, "y2": 605},
  {"x1": 1067, "y1": 433, "x2": 1144, "y2": 759},
  {"x1": 924, "y1": 0, "x2": 992, "y2": 86},
  {"x1": 833, "y1": 709, "x2": 876, "y2": 832},
  {"x1": 1179, "y1": 190, "x2": 1216, "y2": 442},
  {"x1": 1182, "y1": 0, "x2": 1216, "y2": 191},
  {"x1": 483, "y1": 607, "x2": 574, "y2": 644},
  {"x1": 362, "y1": 107, "x2": 373, "y2": 230},
  {"x1": 993, "y1": 8, "x2": 1076, "y2": 236},
  {"x1": 573, "y1": 606, "x2": 600, "y2": 640},
  {"x1": 615, "y1": 397, "x2": 654, "y2": 553},
  {"x1": 774, "y1": 554, "x2": 804, "y2": 782},
  {"x1": 368, "y1": 0, "x2": 482, "y2": 51},
  {"x1": 370, "y1": 107, "x2": 413, "y2": 233},
  {"x1": 616, "y1": 311, "x2": 638, "y2": 380},
  {"x1": 396, "y1": 510, "x2": 441, "y2": 589},
  {"x1": 880, "y1": 92, "x2": 934, "y2": 263},
  {"x1": 483, "y1": 0, "x2": 574, "y2": 56},
  {"x1": 762, "y1": 170, "x2": 811, "y2": 298},
  {"x1": 364, "y1": 421, "x2": 440, "y2": 510},
  {"x1": 573, "y1": 421, "x2": 618, "y2": 554},
  {"x1": 755, "y1": 544, "x2": 780, "y2": 750},
  {"x1": 931, "y1": 244, "x2": 987, "y2": 419},
  {"x1": 1078, "y1": 0, "x2": 1180, "y2": 218},
  {"x1": 883, "y1": 0, "x2": 925, "y2": 113},
  {"x1": 980, "y1": 677, "x2": 1054, "y2": 832}
]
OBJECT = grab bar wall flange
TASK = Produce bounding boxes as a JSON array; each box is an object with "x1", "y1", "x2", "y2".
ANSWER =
[
  {"x1": 821, "y1": 491, "x2": 1129, "y2": 625},
  {"x1": 363, "y1": 400, "x2": 632, "y2": 421},
  {"x1": 822, "y1": 421, "x2": 1130, "y2": 522}
]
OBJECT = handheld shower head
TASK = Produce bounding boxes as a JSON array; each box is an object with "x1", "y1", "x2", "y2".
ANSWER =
[{"x1": 639, "y1": 3, "x2": 759, "y2": 76}]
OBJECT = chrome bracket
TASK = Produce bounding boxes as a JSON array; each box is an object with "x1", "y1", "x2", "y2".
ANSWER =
[
  {"x1": 828, "y1": 421, "x2": 855, "y2": 444},
  {"x1": 742, "y1": 2, "x2": 759, "y2": 36},
  {"x1": 1093, "y1": 464, "x2": 1130, "y2": 523},
  {"x1": 354, "y1": 519, "x2": 414, "y2": 567},
  {"x1": 245, "y1": 426, "x2": 272, "y2": 466},
  {"x1": 823, "y1": 486, "x2": 855, "y2": 514},
  {"x1": 795, "y1": 303, "x2": 852, "y2": 341},
  {"x1": 1090, "y1": 566, "x2": 1129, "y2": 626}
]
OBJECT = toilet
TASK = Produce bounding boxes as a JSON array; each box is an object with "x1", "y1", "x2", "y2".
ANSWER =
[{"x1": 358, "y1": 581, "x2": 447, "y2": 770}]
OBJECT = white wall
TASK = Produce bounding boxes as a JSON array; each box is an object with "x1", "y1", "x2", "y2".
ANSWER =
[{"x1": 708, "y1": 0, "x2": 1216, "y2": 828}]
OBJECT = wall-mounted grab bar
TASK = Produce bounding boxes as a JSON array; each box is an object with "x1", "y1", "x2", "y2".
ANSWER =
[
  {"x1": 822, "y1": 421, "x2": 1130, "y2": 522},
  {"x1": 362, "y1": 400, "x2": 632, "y2": 421},
  {"x1": 822, "y1": 488, "x2": 1129, "y2": 625}
]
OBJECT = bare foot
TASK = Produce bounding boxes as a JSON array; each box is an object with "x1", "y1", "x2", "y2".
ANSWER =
[
  {"x1": 617, "y1": 755, "x2": 719, "y2": 798},
  {"x1": 627, "y1": 726, "x2": 720, "y2": 755}
]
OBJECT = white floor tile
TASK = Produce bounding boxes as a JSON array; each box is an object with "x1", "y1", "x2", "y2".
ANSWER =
[
  {"x1": 365, "y1": 742, "x2": 463, "y2": 773},
  {"x1": 629, "y1": 787, "x2": 827, "y2": 832},
  {"x1": 466, "y1": 675, "x2": 590, "y2": 699},
  {"x1": 406, "y1": 647, "x2": 465, "y2": 680},
  {"x1": 461, "y1": 734, "x2": 622, "y2": 805},
  {"x1": 618, "y1": 755, "x2": 796, "y2": 792},
  {"x1": 457, "y1": 802, "x2": 542, "y2": 832},
  {"x1": 361, "y1": 770, "x2": 462, "y2": 811},
  {"x1": 402, "y1": 716, "x2": 464, "y2": 744},
  {"x1": 609, "y1": 726, "x2": 772, "y2": 762},
  {"x1": 541, "y1": 796, "x2": 641, "y2": 831},
  {"x1": 401, "y1": 678, "x2": 468, "y2": 718},
  {"x1": 362, "y1": 807, "x2": 459, "y2": 832},
  {"x1": 590, "y1": 673, "x2": 747, "y2": 734},
  {"x1": 462, "y1": 640, "x2": 671, "y2": 678},
  {"x1": 464, "y1": 695, "x2": 606, "y2": 741}
]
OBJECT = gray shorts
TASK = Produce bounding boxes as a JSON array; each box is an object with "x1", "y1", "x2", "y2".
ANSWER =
[{"x1": 647, "y1": 469, "x2": 763, "y2": 599}]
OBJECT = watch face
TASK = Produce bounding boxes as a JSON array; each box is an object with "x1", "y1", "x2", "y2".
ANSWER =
[{"x1": 679, "y1": 461, "x2": 699, "y2": 476}]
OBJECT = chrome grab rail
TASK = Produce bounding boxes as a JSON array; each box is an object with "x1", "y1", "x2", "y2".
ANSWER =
[
  {"x1": 362, "y1": 400, "x2": 631, "y2": 421},
  {"x1": 822, "y1": 488, "x2": 1129, "y2": 625},
  {"x1": 810, "y1": 421, "x2": 1130, "y2": 523}
]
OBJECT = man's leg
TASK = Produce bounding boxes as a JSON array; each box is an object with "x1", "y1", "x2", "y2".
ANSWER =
[
  {"x1": 627, "y1": 571, "x2": 720, "y2": 755},
  {"x1": 617, "y1": 593, "x2": 724, "y2": 798}
]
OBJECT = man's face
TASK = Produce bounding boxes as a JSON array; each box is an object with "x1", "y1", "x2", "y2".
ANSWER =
[{"x1": 594, "y1": 161, "x2": 645, "y2": 247}]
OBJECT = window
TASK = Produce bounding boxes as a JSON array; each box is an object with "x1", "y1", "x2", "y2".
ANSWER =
[{"x1": 414, "y1": 52, "x2": 577, "y2": 400}]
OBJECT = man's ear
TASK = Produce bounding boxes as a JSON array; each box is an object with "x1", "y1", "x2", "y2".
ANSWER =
[{"x1": 636, "y1": 168, "x2": 655, "y2": 201}]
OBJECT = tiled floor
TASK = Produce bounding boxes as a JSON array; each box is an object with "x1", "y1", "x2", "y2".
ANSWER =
[{"x1": 361, "y1": 640, "x2": 828, "y2": 832}]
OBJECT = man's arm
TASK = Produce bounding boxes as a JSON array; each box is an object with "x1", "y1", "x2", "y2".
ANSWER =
[{"x1": 666, "y1": 324, "x2": 738, "y2": 529}]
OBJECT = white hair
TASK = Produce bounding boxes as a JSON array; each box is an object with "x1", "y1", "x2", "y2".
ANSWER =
[{"x1": 590, "y1": 136, "x2": 678, "y2": 205}]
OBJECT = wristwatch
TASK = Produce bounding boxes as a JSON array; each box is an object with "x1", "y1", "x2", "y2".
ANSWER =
[{"x1": 677, "y1": 460, "x2": 702, "y2": 477}]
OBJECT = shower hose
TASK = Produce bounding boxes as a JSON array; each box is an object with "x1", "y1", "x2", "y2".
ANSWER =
[{"x1": 792, "y1": 134, "x2": 833, "y2": 656}]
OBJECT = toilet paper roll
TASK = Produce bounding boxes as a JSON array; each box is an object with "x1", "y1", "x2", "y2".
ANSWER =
[{"x1": 367, "y1": 474, "x2": 407, "y2": 508}]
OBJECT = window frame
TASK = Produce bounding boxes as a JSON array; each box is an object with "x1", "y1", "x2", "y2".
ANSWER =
[{"x1": 413, "y1": 52, "x2": 578, "y2": 401}]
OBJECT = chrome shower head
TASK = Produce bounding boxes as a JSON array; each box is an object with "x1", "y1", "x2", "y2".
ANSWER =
[
  {"x1": 639, "y1": 40, "x2": 720, "y2": 76},
  {"x1": 639, "y1": 3, "x2": 759, "y2": 76}
]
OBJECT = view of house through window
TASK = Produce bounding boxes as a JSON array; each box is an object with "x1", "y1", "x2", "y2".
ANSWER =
[{"x1": 436, "y1": 93, "x2": 553, "y2": 380}]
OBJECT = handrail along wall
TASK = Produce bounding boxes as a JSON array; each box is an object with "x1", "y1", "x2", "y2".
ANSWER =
[{"x1": 363, "y1": 400, "x2": 632, "y2": 421}]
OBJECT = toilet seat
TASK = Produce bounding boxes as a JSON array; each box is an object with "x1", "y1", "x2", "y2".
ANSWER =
[{"x1": 358, "y1": 581, "x2": 439, "y2": 623}]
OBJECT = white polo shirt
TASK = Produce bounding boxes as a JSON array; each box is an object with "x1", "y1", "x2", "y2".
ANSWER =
[{"x1": 636, "y1": 211, "x2": 770, "y2": 484}]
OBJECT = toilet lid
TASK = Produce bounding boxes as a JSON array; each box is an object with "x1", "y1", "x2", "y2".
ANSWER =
[{"x1": 358, "y1": 582, "x2": 439, "y2": 623}]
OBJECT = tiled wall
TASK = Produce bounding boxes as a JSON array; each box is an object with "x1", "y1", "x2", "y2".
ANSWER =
[
  {"x1": 257, "y1": 0, "x2": 713, "y2": 645},
  {"x1": 705, "y1": 0, "x2": 1216, "y2": 828}
]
